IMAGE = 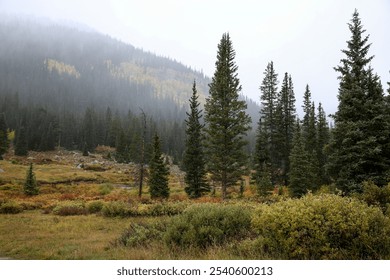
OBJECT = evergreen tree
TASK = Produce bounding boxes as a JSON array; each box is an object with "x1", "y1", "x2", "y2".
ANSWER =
[
  {"x1": 316, "y1": 103, "x2": 330, "y2": 185},
  {"x1": 149, "y1": 133, "x2": 170, "y2": 199},
  {"x1": 183, "y1": 81, "x2": 209, "y2": 198},
  {"x1": 254, "y1": 119, "x2": 273, "y2": 195},
  {"x1": 289, "y1": 121, "x2": 314, "y2": 197},
  {"x1": 254, "y1": 62, "x2": 279, "y2": 187},
  {"x1": 328, "y1": 10, "x2": 390, "y2": 193},
  {"x1": 274, "y1": 73, "x2": 296, "y2": 185},
  {"x1": 15, "y1": 125, "x2": 28, "y2": 156},
  {"x1": 204, "y1": 33, "x2": 251, "y2": 199},
  {"x1": 0, "y1": 113, "x2": 9, "y2": 160},
  {"x1": 301, "y1": 85, "x2": 318, "y2": 184},
  {"x1": 24, "y1": 163, "x2": 39, "y2": 196}
]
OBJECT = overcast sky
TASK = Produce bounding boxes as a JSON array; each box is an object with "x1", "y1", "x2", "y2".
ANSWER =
[{"x1": 1, "y1": 0, "x2": 389, "y2": 116}]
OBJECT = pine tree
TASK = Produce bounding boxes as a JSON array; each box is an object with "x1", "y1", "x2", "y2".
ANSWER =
[
  {"x1": 328, "y1": 10, "x2": 390, "y2": 193},
  {"x1": 301, "y1": 85, "x2": 317, "y2": 175},
  {"x1": 254, "y1": 119, "x2": 273, "y2": 195},
  {"x1": 289, "y1": 121, "x2": 314, "y2": 197},
  {"x1": 316, "y1": 103, "x2": 330, "y2": 185},
  {"x1": 204, "y1": 33, "x2": 251, "y2": 199},
  {"x1": 254, "y1": 62, "x2": 279, "y2": 188},
  {"x1": 274, "y1": 73, "x2": 296, "y2": 185},
  {"x1": 15, "y1": 125, "x2": 28, "y2": 156},
  {"x1": 183, "y1": 81, "x2": 209, "y2": 198},
  {"x1": 0, "y1": 113, "x2": 9, "y2": 160},
  {"x1": 302, "y1": 85, "x2": 312, "y2": 132},
  {"x1": 24, "y1": 163, "x2": 39, "y2": 196},
  {"x1": 149, "y1": 133, "x2": 170, "y2": 199}
]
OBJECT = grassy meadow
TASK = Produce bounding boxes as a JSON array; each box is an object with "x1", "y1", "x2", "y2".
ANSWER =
[{"x1": 1, "y1": 150, "x2": 390, "y2": 260}]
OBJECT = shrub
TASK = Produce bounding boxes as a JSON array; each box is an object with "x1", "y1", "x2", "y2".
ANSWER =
[
  {"x1": 146, "y1": 202, "x2": 188, "y2": 216},
  {"x1": 165, "y1": 203, "x2": 252, "y2": 248},
  {"x1": 86, "y1": 200, "x2": 104, "y2": 214},
  {"x1": 358, "y1": 181, "x2": 390, "y2": 214},
  {"x1": 99, "y1": 184, "x2": 113, "y2": 195},
  {"x1": 53, "y1": 201, "x2": 87, "y2": 216},
  {"x1": 251, "y1": 194, "x2": 390, "y2": 259},
  {"x1": 101, "y1": 201, "x2": 136, "y2": 217},
  {"x1": 0, "y1": 201, "x2": 23, "y2": 214},
  {"x1": 115, "y1": 222, "x2": 166, "y2": 247}
]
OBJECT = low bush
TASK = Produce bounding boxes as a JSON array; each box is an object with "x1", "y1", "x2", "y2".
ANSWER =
[
  {"x1": 251, "y1": 194, "x2": 390, "y2": 259},
  {"x1": 53, "y1": 201, "x2": 87, "y2": 216},
  {"x1": 358, "y1": 181, "x2": 390, "y2": 214},
  {"x1": 101, "y1": 201, "x2": 136, "y2": 217},
  {"x1": 0, "y1": 201, "x2": 24, "y2": 214},
  {"x1": 165, "y1": 203, "x2": 252, "y2": 248},
  {"x1": 115, "y1": 221, "x2": 166, "y2": 247},
  {"x1": 86, "y1": 200, "x2": 104, "y2": 214},
  {"x1": 146, "y1": 202, "x2": 188, "y2": 216},
  {"x1": 99, "y1": 184, "x2": 113, "y2": 196}
]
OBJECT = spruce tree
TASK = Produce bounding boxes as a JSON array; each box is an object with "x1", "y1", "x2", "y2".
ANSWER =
[
  {"x1": 24, "y1": 163, "x2": 39, "y2": 196},
  {"x1": 316, "y1": 103, "x2": 330, "y2": 185},
  {"x1": 328, "y1": 10, "x2": 390, "y2": 193},
  {"x1": 289, "y1": 121, "x2": 314, "y2": 197},
  {"x1": 254, "y1": 119, "x2": 273, "y2": 195},
  {"x1": 204, "y1": 33, "x2": 251, "y2": 199},
  {"x1": 301, "y1": 85, "x2": 317, "y2": 173},
  {"x1": 148, "y1": 133, "x2": 169, "y2": 199},
  {"x1": 274, "y1": 73, "x2": 296, "y2": 185},
  {"x1": 183, "y1": 81, "x2": 209, "y2": 198},
  {"x1": 0, "y1": 113, "x2": 9, "y2": 160},
  {"x1": 254, "y1": 62, "x2": 279, "y2": 188}
]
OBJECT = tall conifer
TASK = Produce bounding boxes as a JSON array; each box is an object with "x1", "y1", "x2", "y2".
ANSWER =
[
  {"x1": 289, "y1": 121, "x2": 314, "y2": 197},
  {"x1": 183, "y1": 81, "x2": 209, "y2": 198},
  {"x1": 274, "y1": 73, "x2": 296, "y2": 185},
  {"x1": 316, "y1": 103, "x2": 330, "y2": 185},
  {"x1": 204, "y1": 33, "x2": 251, "y2": 199},
  {"x1": 254, "y1": 62, "x2": 279, "y2": 188},
  {"x1": 328, "y1": 10, "x2": 389, "y2": 193}
]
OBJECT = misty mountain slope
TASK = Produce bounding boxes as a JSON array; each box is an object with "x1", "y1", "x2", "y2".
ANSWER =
[
  {"x1": 0, "y1": 16, "x2": 259, "y2": 122},
  {"x1": 0, "y1": 17, "x2": 206, "y2": 117}
]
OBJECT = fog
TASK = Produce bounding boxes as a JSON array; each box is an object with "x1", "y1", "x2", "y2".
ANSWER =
[{"x1": 1, "y1": 0, "x2": 390, "y2": 116}]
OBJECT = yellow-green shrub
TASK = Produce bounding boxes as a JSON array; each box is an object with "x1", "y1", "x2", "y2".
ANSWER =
[
  {"x1": 86, "y1": 200, "x2": 104, "y2": 214},
  {"x1": 358, "y1": 181, "x2": 390, "y2": 214},
  {"x1": 0, "y1": 201, "x2": 23, "y2": 214},
  {"x1": 251, "y1": 194, "x2": 390, "y2": 259},
  {"x1": 115, "y1": 222, "x2": 166, "y2": 247},
  {"x1": 165, "y1": 203, "x2": 252, "y2": 248},
  {"x1": 53, "y1": 201, "x2": 87, "y2": 216},
  {"x1": 101, "y1": 201, "x2": 136, "y2": 217}
]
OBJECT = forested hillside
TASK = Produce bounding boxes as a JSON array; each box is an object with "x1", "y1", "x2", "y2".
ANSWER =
[{"x1": 0, "y1": 16, "x2": 258, "y2": 163}]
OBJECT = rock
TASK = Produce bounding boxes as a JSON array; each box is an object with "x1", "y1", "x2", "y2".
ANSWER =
[{"x1": 0, "y1": 168, "x2": 4, "y2": 173}]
